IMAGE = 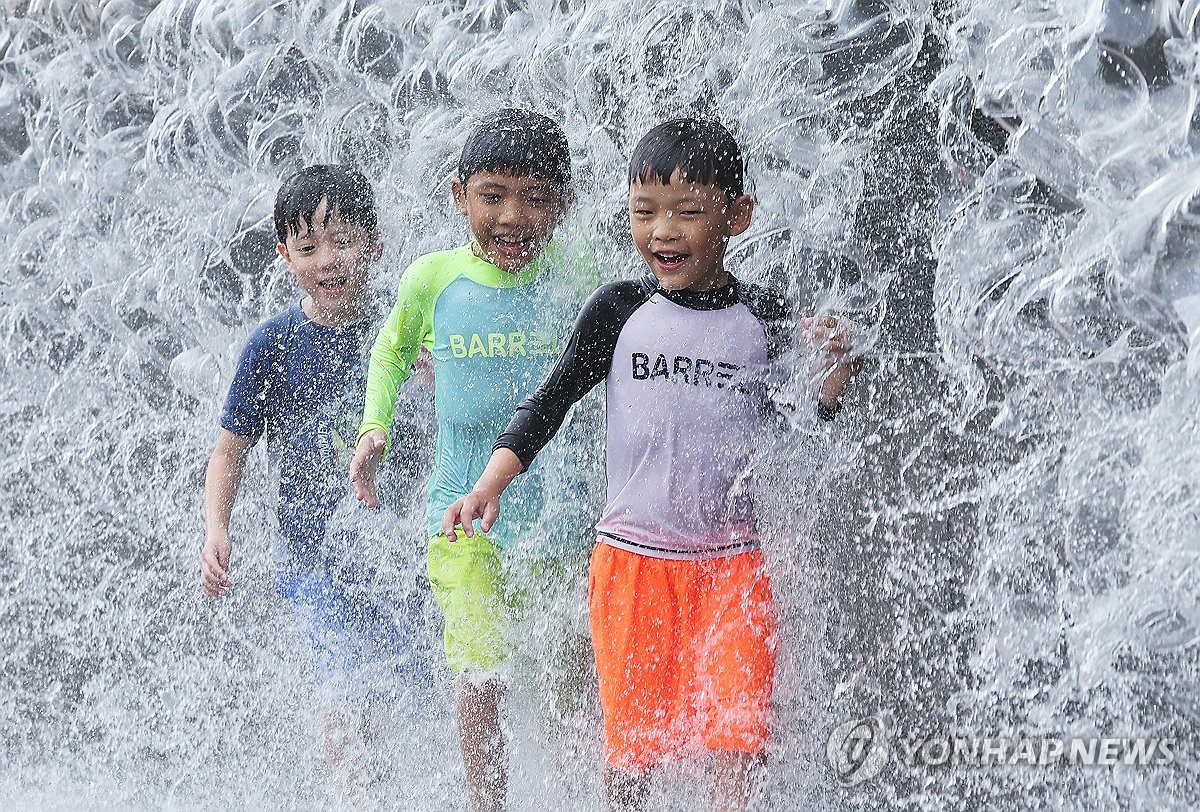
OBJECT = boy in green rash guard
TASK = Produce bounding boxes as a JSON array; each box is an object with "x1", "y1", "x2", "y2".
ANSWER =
[{"x1": 350, "y1": 108, "x2": 589, "y2": 812}]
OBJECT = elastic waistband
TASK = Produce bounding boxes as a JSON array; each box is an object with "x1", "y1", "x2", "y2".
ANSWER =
[{"x1": 596, "y1": 532, "x2": 760, "y2": 561}]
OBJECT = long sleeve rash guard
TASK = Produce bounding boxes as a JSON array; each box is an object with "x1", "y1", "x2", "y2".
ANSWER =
[
  {"x1": 495, "y1": 273, "x2": 824, "y2": 560},
  {"x1": 359, "y1": 243, "x2": 588, "y2": 549}
]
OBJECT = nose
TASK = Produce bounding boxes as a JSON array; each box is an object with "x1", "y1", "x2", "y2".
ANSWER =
[
  {"x1": 314, "y1": 241, "x2": 340, "y2": 269},
  {"x1": 496, "y1": 197, "x2": 528, "y2": 227},
  {"x1": 649, "y1": 212, "x2": 681, "y2": 244}
]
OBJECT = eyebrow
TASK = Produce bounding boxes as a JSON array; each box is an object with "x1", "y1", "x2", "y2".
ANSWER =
[
  {"x1": 629, "y1": 194, "x2": 710, "y2": 206},
  {"x1": 292, "y1": 220, "x2": 360, "y2": 239},
  {"x1": 473, "y1": 179, "x2": 553, "y2": 193}
]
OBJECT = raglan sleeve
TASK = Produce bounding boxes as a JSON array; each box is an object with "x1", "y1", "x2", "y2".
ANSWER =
[
  {"x1": 494, "y1": 282, "x2": 636, "y2": 469},
  {"x1": 358, "y1": 260, "x2": 437, "y2": 448}
]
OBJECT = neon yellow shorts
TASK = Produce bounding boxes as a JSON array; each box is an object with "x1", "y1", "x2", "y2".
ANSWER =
[
  {"x1": 427, "y1": 530, "x2": 513, "y2": 674},
  {"x1": 426, "y1": 530, "x2": 589, "y2": 676}
]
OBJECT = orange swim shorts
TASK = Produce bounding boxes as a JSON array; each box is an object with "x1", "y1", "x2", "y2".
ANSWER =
[{"x1": 588, "y1": 541, "x2": 779, "y2": 773}]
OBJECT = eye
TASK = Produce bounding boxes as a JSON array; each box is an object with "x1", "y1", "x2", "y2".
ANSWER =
[
  {"x1": 681, "y1": 209, "x2": 703, "y2": 217},
  {"x1": 480, "y1": 193, "x2": 501, "y2": 203},
  {"x1": 632, "y1": 208, "x2": 653, "y2": 216},
  {"x1": 528, "y1": 196, "x2": 548, "y2": 207}
]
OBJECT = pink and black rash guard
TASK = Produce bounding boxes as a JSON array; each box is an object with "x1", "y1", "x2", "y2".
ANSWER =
[{"x1": 495, "y1": 274, "x2": 835, "y2": 560}]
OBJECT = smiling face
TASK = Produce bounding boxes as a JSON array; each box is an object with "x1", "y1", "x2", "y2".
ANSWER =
[
  {"x1": 277, "y1": 197, "x2": 381, "y2": 327},
  {"x1": 451, "y1": 171, "x2": 567, "y2": 273},
  {"x1": 629, "y1": 168, "x2": 754, "y2": 291}
]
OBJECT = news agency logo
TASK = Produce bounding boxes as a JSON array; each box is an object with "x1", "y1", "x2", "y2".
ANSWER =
[
  {"x1": 827, "y1": 717, "x2": 890, "y2": 786},
  {"x1": 826, "y1": 716, "x2": 1177, "y2": 787}
]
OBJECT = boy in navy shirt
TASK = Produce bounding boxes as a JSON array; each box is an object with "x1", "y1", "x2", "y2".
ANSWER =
[{"x1": 200, "y1": 164, "x2": 433, "y2": 788}]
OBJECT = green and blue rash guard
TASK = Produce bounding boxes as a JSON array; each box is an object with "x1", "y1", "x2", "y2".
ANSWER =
[
  {"x1": 360, "y1": 243, "x2": 586, "y2": 550},
  {"x1": 495, "y1": 274, "x2": 839, "y2": 560}
]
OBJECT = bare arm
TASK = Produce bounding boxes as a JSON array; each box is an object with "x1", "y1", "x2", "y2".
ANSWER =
[
  {"x1": 201, "y1": 428, "x2": 252, "y2": 598},
  {"x1": 818, "y1": 358, "x2": 862, "y2": 412},
  {"x1": 440, "y1": 448, "x2": 524, "y2": 539}
]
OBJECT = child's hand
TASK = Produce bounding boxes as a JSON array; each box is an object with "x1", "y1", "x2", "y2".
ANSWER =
[
  {"x1": 439, "y1": 448, "x2": 520, "y2": 539},
  {"x1": 350, "y1": 430, "x2": 387, "y2": 508},
  {"x1": 442, "y1": 490, "x2": 501, "y2": 540},
  {"x1": 200, "y1": 530, "x2": 232, "y2": 598},
  {"x1": 801, "y1": 315, "x2": 856, "y2": 369},
  {"x1": 802, "y1": 315, "x2": 862, "y2": 410}
]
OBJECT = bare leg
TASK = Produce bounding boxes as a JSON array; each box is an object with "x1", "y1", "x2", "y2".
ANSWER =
[
  {"x1": 604, "y1": 766, "x2": 650, "y2": 812},
  {"x1": 459, "y1": 676, "x2": 507, "y2": 812},
  {"x1": 323, "y1": 710, "x2": 366, "y2": 798},
  {"x1": 711, "y1": 751, "x2": 764, "y2": 812}
]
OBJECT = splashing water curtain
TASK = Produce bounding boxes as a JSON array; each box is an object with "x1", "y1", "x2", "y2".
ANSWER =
[{"x1": 1, "y1": 0, "x2": 1196, "y2": 809}]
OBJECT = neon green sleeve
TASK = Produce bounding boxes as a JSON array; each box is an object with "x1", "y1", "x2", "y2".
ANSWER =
[{"x1": 358, "y1": 256, "x2": 448, "y2": 446}]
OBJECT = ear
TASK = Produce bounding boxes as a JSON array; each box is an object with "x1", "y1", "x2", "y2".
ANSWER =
[
  {"x1": 726, "y1": 194, "x2": 754, "y2": 237},
  {"x1": 276, "y1": 242, "x2": 291, "y2": 265},
  {"x1": 451, "y1": 177, "x2": 469, "y2": 217}
]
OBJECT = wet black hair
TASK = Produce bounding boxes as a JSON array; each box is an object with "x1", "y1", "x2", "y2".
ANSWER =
[
  {"x1": 274, "y1": 164, "x2": 378, "y2": 243},
  {"x1": 457, "y1": 108, "x2": 572, "y2": 191},
  {"x1": 628, "y1": 118, "x2": 744, "y2": 200}
]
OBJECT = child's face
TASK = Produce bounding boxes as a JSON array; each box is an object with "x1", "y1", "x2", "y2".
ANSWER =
[
  {"x1": 452, "y1": 171, "x2": 567, "y2": 273},
  {"x1": 629, "y1": 169, "x2": 753, "y2": 291},
  {"x1": 277, "y1": 198, "x2": 381, "y2": 326}
]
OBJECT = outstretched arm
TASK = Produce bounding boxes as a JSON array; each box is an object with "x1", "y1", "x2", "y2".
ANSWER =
[
  {"x1": 442, "y1": 281, "x2": 646, "y2": 540},
  {"x1": 201, "y1": 429, "x2": 252, "y2": 598},
  {"x1": 441, "y1": 448, "x2": 525, "y2": 538}
]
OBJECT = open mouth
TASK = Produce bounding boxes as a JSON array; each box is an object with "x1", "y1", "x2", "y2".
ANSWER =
[
  {"x1": 492, "y1": 236, "x2": 531, "y2": 258},
  {"x1": 653, "y1": 252, "x2": 687, "y2": 270},
  {"x1": 318, "y1": 276, "x2": 347, "y2": 292}
]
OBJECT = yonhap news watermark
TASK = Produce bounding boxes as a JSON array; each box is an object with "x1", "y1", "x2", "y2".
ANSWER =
[{"x1": 827, "y1": 717, "x2": 1179, "y2": 787}]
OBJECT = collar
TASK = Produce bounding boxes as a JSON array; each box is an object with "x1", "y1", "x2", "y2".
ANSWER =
[
  {"x1": 640, "y1": 273, "x2": 741, "y2": 311},
  {"x1": 459, "y1": 243, "x2": 544, "y2": 288}
]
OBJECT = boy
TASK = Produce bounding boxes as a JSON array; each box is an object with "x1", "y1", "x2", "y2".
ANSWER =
[
  {"x1": 349, "y1": 108, "x2": 590, "y2": 812},
  {"x1": 200, "y1": 164, "x2": 433, "y2": 787},
  {"x1": 443, "y1": 119, "x2": 860, "y2": 811}
]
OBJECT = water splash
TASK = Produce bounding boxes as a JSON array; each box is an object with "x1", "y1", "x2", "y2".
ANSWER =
[{"x1": 1, "y1": 0, "x2": 1196, "y2": 808}]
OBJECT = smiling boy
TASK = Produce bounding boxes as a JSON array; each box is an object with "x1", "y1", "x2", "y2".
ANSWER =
[
  {"x1": 201, "y1": 164, "x2": 434, "y2": 789},
  {"x1": 349, "y1": 109, "x2": 588, "y2": 812},
  {"x1": 443, "y1": 119, "x2": 860, "y2": 811}
]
